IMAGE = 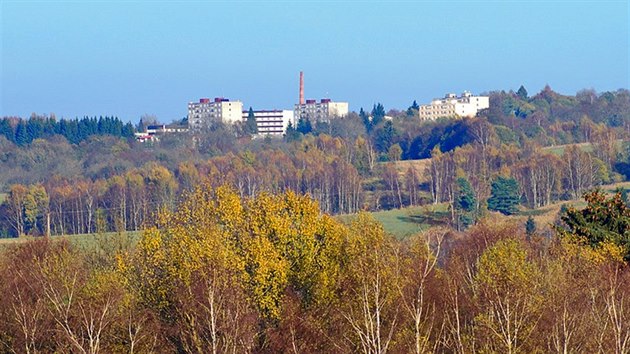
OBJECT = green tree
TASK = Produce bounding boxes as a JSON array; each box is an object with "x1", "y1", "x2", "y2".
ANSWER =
[
  {"x1": 556, "y1": 190, "x2": 630, "y2": 261},
  {"x1": 245, "y1": 107, "x2": 258, "y2": 135},
  {"x1": 371, "y1": 103, "x2": 386, "y2": 127},
  {"x1": 296, "y1": 117, "x2": 312, "y2": 135},
  {"x1": 284, "y1": 121, "x2": 301, "y2": 142},
  {"x1": 525, "y1": 216, "x2": 536, "y2": 238},
  {"x1": 516, "y1": 85, "x2": 528, "y2": 100},
  {"x1": 15, "y1": 121, "x2": 29, "y2": 146},
  {"x1": 406, "y1": 100, "x2": 420, "y2": 116},
  {"x1": 487, "y1": 176, "x2": 520, "y2": 215},
  {"x1": 455, "y1": 177, "x2": 476, "y2": 229}
]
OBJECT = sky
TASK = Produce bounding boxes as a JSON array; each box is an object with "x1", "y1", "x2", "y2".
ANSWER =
[{"x1": 1, "y1": 1, "x2": 628, "y2": 123}]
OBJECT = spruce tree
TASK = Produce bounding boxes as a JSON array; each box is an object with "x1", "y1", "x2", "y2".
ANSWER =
[
  {"x1": 245, "y1": 107, "x2": 258, "y2": 135},
  {"x1": 525, "y1": 216, "x2": 536, "y2": 237},
  {"x1": 487, "y1": 176, "x2": 521, "y2": 215},
  {"x1": 455, "y1": 177, "x2": 477, "y2": 229}
]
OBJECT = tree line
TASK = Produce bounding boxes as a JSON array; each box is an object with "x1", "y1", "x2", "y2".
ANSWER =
[
  {"x1": 1, "y1": 124, "x2": 628, "y2": 237},
  {"x1": 0, "y1": 115, "x2": 135, "y2": 146},
  {"x1": 0, "y1": 186, "x2": 629, "y2": 353}
]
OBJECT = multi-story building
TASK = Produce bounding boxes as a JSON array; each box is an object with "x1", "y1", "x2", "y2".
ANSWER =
[
  {"x1": 242, "y1": 109, "x2": 294, "y2": 136},
  {"x1": 418, "y1": 92, "x2": 489, "y2": 120},
  {"x1": 188, "y1": 97, "x2": 243, "y2": 130},
  {"x1": 134, "y1": 124, "x2": 189, "y2": 142},
  {"x1": 294, "y1": 99, "x2": 349, "y2": 124}
]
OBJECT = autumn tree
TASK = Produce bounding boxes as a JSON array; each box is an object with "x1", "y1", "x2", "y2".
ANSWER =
[
  {"x1": 474, "y1": 238, "x2": 543, "y2": 353},
  {"x1": 341, "y1": 213, "x2": 401, "y2": 354}
]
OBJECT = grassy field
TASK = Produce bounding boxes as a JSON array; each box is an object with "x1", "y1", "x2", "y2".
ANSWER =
[
  {"x1": 338, "y1": 203, "x2": 450, "y2": 239},
  {"x1": 0, "y1": 230, "x2": 142, "y2": 253},
  {"x1": 542, "y1": 139, "x2": 628, "y2": 156}
]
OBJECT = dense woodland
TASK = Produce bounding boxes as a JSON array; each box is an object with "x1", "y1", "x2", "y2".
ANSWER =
[
  {"x1": 0, "y1": 186, "x2": 629, "y2": 353},
  {"x1": 0, "y1": 86, "x2": 630, "y2": 353},
  {"x1": 1, "y1": 86, "x2": 629, "y2": 237}
]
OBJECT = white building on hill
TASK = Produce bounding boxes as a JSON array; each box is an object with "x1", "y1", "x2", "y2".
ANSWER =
[
  {"x1": 243, "y1": 110, "x2": 294, "y2": 136},
  {"x1": 294, "y1": 99, "x2": 349, "y2": 124},
  {"x1": 188, "y1": 97, "x2": 243, "y2": 130},
  {"x1": 418, "y1": 92, "x2": 489, "y2": 120}
]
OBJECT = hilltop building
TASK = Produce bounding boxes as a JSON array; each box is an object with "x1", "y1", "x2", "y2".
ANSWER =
[
  {"x1": 134, "y1": 124, "x2": 189, "y2": 142},
  {"x1": 294, "y1": 99, "x2": 349, "y2": 124},
  {"x1": 418, "y1": 92, "x2": 489, "y2": 120},
  {"x1": 188, "y1": 97, "x2": 243, "y2": 130},
  {"x1": 242, "y1": 109, "x2": 294, "y2": 136},
  {"x1": 294, "y1": 71, "x2": 348, "y2": 123}
]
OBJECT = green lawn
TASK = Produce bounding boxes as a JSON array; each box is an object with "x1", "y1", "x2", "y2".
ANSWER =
[
  {"x1": 543, "y1": 143, "x2": 594, "y2": 156},
  {"x1": 339, "y1": 203, "x2": 451, "y2": 240}
]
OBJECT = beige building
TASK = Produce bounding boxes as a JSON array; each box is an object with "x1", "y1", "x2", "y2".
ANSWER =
[
  {"x1": 188, "y1": 97, "x2": 243, "y2": 130},
  {"x1": 294, "y1": 98, "x2": 349, "y2": 124},
  {"x1": 418, "y1": 92, "x2": 489, "y2": 120},
  {"x1": 242, "y1": 109, "x2": 294, "y2": 136}
]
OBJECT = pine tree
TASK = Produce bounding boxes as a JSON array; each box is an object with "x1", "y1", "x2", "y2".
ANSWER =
[
  {"x1": 297, "y1": 117, "x2": 312, "y2": 135},
  {"x1": 455, "y1": 177, "x2": 476, "y2": 229},
  {"x1": 487, "y1": 176, "x2": 521, "y2": 215},
  {"x1": 556, "y1": 190, "x2": 630, "y2": 261},
  {"x1": 525, "y1": 216, "x2": 536, "y2": 237},
  {"x1": 0, "y1": 119, "x2": 15, "y2": 143},
  {"x1": 15, "y1": 121, "x2": 28, "y2": 146},
  {"x1": 517, "y1": 85, "x2": 528, "y2": 100},
  {"x1": 284, "y1": 122, "x2": 301, "y2": 142},
  {"x1": 371, "y1": 103, "x2": 386, "y2": 127},
  {"x1": 406, "y1": 100, "x2": 419, "y2": 116},
  {"x1": 245, "y1": 107, "x2": 258, "y2": 135}
]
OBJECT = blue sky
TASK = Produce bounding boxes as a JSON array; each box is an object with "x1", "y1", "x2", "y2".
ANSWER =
[{"x1": 1, "y1": 1, "x2": 628, "y2": 123}]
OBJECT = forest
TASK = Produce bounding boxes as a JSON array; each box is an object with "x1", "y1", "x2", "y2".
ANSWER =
[
  {"x1": 0, "y1": 86, "x2": 629, "y2": 237},
  {"x1": 0, "y1": 185, "x2": 629, "y2": 353},
  {"x1": 0, "y1": 86, "x2": 629, "y2": 353}
]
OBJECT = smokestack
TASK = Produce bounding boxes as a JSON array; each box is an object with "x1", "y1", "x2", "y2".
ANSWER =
[{"x1": 299, "y1": 71, "x2": 304, "y2": 105}]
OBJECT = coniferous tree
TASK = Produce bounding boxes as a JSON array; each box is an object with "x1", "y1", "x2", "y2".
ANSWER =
[
  {"x1": 556, "y1": 190, "x2": 630, "y2": 261},
  {"x1": 245, "y1": 107, "x2": 258, "y2": 135},
  {"x1": 487, "y1": 175, "x2": 521, "y2": 215},
  {"x1": 15, "y1": 121, "x2": 28, "y2": 146},
  {"x1": 455, "y1": 177, "x2": 477, "y2": 229},
  {"x1": 359, "y1": 107, "x2": 371, "y2": 131},
  {"x1": 296, "y1": 117, "x2": 312, "y2": 135},
  {"x1": 406, "y1": 100, "x2": 419, "y2": 116},
  {"x1": 0, "y1": 119, "x2": 15, "y2": 143},
  {"x1": 371, "y1": 103, "x2": 386, "y2": 127},
  {"x1": 517, "y1": 85, "x2": 529, "y2": 100},
  {"x1": 284, "y1": 122, "x2": 301, "y2": 142}
]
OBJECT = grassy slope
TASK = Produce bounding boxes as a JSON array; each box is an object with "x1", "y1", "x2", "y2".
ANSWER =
[
  {"x1": 542, "y1": 139, "x2": 627, "y2": 156},
  {"x1": 0, "y1": 230, "x2": 142, "y2": 252},
  {"x1": 338, "y1": 203, "x2": 450, "y2": 240},
  {"x1": 354, "y1": 181, "x2": 630, "y2": 240}
]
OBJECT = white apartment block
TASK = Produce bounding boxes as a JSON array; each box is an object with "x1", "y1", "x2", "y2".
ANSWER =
[
  {"x1": 294, "y1": 99, "x2": 349, "y2": 124},
  {"x1": 188, "y1": 97, "x2": 243, "y2": 130},
  {"x1": 243, "y1": 110, "x2": 294, "y2": 136},
  {"x1": 418, "y1": 92, "x2": 489, "y2": 120}
]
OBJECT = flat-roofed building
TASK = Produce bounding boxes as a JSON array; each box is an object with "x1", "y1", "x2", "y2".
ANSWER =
[
  {"x1": 418, "y1": 92, "x2": 489, "y2": 120},
  {"x1": 242, "y1": 109, "x2": 294, "y2": 136},
  {"x1": 294, "y1": 98, "x2": 349, "y2": 124},
  {"x1": 188, "y1": 97, "x2": 243, "y2": 130}
]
